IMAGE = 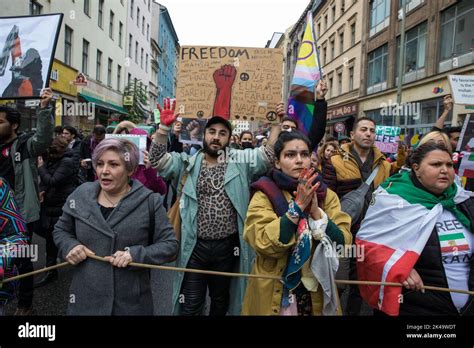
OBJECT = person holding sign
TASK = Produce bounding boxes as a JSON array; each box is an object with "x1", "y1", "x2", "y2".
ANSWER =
[{"x1": 149, "y1": 98, "x2": 282, "y2": 316}]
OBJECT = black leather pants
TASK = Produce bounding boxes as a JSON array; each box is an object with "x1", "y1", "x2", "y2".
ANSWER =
[{"x1": 179, "y1": 234, "x2": 239, "y2": 316}]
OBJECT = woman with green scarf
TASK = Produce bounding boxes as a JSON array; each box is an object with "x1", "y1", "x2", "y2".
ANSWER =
[
  {"x1": 241, "y1": 131, "x2": 351, "y2": 315},
  {"x1": 357, "y1": 142, "x2": 474, "y2": 315}
]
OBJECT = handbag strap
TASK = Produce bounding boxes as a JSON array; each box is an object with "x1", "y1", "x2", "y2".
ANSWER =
[
  {"x1": 148, "y1": 194, "x2": 155, "y2": 246},
  {"x1": 365, "y1": 164, "x2": 381, "y2": 186},
  {"x1": 176, "y1": 170, "x2": 189, "y2": 200}
]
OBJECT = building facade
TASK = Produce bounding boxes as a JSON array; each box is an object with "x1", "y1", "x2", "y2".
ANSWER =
[
  {"x1": 125, "y1": 0, "x2": 153, "y2": 118},
  {"x1": 152, "y1": 3, "x2": 179, "y2": 106},
  {"x1": 358, "y1": 0, "x2": 474, "y2": 140}
]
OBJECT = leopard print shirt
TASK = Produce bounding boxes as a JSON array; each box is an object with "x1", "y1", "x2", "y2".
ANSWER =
[{"x1": 197, "y1": 160, "x2": 238, "y2": 240}]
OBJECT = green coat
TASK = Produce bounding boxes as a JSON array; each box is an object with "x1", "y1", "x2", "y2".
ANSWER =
[
  {"x1": 10, "y1": 107, "x2": 54, "y2": 223},
  {"x1": 154, "y1": 147, "x2": 272, "y2": 315}
]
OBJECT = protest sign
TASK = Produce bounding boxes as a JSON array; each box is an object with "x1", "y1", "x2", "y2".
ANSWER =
[
  {"x1": 375, "y1": 126, "x2": 400, "y2": 154},
  {"x1": 448, "y1": 75, "x2": 474, "y2": 105},
  {"x1": 176, "y1": 46, "x2": 283, "y2": 122}
]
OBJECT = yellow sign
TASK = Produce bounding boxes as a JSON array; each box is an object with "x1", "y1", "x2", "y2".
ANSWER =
[{"x1": 123, "y1": 96, "x2": 134, "y2": 106}]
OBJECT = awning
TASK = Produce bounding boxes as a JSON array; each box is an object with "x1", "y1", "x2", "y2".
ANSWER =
[
  {"x1": 327, "y1": 115, "x2": 353, "y2": 125},
  {"x1": 78, "y1": 93, "x2": 128, "y2": 114}
]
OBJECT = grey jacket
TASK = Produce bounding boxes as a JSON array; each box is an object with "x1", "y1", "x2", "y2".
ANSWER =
[
  {"x1": 11, "y1": 106, "x2": 54, "y2": 223},
  {"x1": 53, "y1": 179, "x2": 179, "y2": 315}
]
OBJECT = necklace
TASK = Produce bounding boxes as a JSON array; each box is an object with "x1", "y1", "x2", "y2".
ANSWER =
[{"x1": 101, "y1": 186, "x2": 131, "y2": 207}]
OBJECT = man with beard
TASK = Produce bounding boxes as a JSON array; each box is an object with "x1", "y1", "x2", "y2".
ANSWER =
[
  {"x1": 326, "y1": 117, "x2": 405, "y2": 316},
  {"x1": 0, "y1": 88, "x2": 54, "y2": 315},
  {"x1": 149, "y1": 98, "x2": 281, "y2": 316}
]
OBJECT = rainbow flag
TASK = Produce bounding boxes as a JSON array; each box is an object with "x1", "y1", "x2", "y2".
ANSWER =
[{"x1": 287, "y1": 12, "x2": 322, "y2": 134}]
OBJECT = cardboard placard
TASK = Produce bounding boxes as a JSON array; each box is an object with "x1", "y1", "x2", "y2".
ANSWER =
[
  {"x1": 176, "y1": 46, "x2": 283, "y2": 122},
  {"x1": 105, "y1": 134, "x2": 147, "y2": 165},
  {"x1": 375, "y1": 126, "x2": 400, "y2": 154},
  {"x1": 448, "y1": 75, "x2": 474, "y2": 105}
]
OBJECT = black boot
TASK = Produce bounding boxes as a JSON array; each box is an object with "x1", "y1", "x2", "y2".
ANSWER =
[{"x1": 34, "y1": 270, "x2": 58, "y2": 288}]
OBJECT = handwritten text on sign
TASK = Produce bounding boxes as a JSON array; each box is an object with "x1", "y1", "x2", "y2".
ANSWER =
[
  {"x1": 176, "y1": 46, "x2": 283, "y2": 122},
  {"x1": 375, "y1": 126, "x2": 401, "y2": 154}
]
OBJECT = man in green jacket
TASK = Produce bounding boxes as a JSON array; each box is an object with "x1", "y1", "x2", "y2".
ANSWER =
[
  {"x1": 0, "y1": 87, "x2": 54, "y2": 315},
  {"x1": 150, "y1": 99, "x2": 281, "y2": 315}
]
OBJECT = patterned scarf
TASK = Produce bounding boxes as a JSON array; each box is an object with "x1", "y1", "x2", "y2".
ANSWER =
[{"x1": 251, "y1": 169, "x2": 328, "y2": 306}]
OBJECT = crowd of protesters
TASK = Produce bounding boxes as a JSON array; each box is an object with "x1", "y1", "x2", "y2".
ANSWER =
[{"x1": 0, "y1": 82, "x2": 473, "y2": 317}]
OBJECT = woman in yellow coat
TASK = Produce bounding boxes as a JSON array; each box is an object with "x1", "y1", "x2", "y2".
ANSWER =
[{"x1": 242, "y1": 131, "x2": 351, "y2": 315}]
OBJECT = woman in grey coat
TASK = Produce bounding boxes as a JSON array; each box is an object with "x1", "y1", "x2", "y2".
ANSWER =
[{"x1": 53, "y1": 138, "x2": 179, "y2": 315}]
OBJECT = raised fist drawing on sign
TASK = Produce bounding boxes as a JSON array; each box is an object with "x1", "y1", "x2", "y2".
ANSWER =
[{"x1": 212, "y1": 64, "x2": 237, "y2": 120}]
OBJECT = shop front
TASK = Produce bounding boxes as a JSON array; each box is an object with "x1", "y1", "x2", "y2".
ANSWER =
[{"x1": 326, "y1": 102, "x2": 358, "y2": 138}]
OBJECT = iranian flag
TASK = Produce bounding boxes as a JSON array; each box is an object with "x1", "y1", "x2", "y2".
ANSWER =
[
  {"x1": 355, "y1": 173, "x2": 472, "y2": 315},
  {"x1": 459, "y1": 151, "x2": 474, "y2": 178}
]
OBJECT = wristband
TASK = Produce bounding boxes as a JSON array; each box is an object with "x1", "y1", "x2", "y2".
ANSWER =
[
  {"x1": 288, "y1": 200, "x2": 305, "y2": 219},
  {"x1": 159, "y1": 124, "x2": 171, "y2": 132}
]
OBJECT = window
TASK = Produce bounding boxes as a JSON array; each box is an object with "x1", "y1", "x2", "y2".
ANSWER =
[
  {"x1": 338, "y1": 71, "x2": 343, "y2": 95},
  {"x1": 137, "y1": 8, "x2": 140, "y2": 27},
  {"x1": 146, "y1": 54, "x2": 149, "y2": 73},
  {"x1": 341, "y1": 0, "x2": 345, "y2": 13},
  {"x1": 130, "y1": 0, "x2": 134, "y2": 18},
  {"x1": 328, "y1": 77, "x2": 333, "y2": 98},
  {"x1": 322, "y1": 46, "x2": 327, "y2": 65},
  {"x1": 117, "y1": 65, "x2": 122, "y2": 91},
  {"x1": 148, "y1": 0, "x2": 151, "y2": 11},
  {"x1": 128, "y1": 35, "x2": 133, "y2": 58},
  {"x1": 339, "y1": 31, "x2": 344, "y2": 54},
  {"x1": 142, "y1": 16, "x2": 145, "y2": 34},
  {"x1": 84, "y1": 0, "x2": 90, "y2": 16},
  {"x1": 119, "y1": 22, "x2": 123, "y2": 48},
  {"x1": 349, "y1": 66, "x2": 354, "y2": 91},
  {"x1": 147, "y1": 24, "x2": 150, "y2": 41},
  {"x1": 324, "y1": 14, "x2": 328, "y2": 30},
  {"x1": 96, "y1": 50, "x2": 102, "y2": 82},
  {"x1": 439, "y1": 0, "x2": 474, "y2": 72},
  {"x1": 109, "y1": 11, "x2": 114, "y2": 39},
  {"x1": 330, "y1": 38, "x2": 335, "y2": 60},
  {"x1": 351, "y1": 22, "x2": 356, "y2": 46},
  {"x1": 317, "y1": 22, "x2": 321, "y2": 36},
  {"x1": 82, "y1": 39, "x2": 89, "y2": 75},
  {"x1": 135, "y1": 42, "x2": 139, "y2": 63},
  {"x1": 367, "y1": 44, "x2": 388, "y2": 93},
  {"x1": 98, "y1": 0, "x2": 104, "y2": 28},
  {"x1": 396, "y1": 22, "x2": 427, "y2": 82},
  {"x1": 30, "y1": 0, "x2": 42, "y2": 15},
  {"x1": 127, "y1": 73, "x2": 131, "y2": 86},
  {"x1": 332, "y1": 4, "x2": 336, "y2": 24},
  {"x1": 399, "y1": 0, "x2": 425, "y2": 13},
  {"x1": 370, "y1": 0, "x2": 390, "y2": 36},
  {"x1": 64, "y1": 26, "x2": 73, "y2": 66},
  {"x1": 107, "y1": 58, "x2": 113, "y2": 87},
  {"x1": 141, "y1": 48, "x2": 144, "y2": 69}
]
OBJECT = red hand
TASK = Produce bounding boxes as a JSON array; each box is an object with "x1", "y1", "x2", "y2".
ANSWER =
[{"x1": 157, "y1": 98, "x2": 178, "y2": 127}]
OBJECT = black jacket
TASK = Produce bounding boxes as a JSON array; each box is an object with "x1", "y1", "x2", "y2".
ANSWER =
[
  {"x1": 399, "y1": 198, "x2": 474, "y2": 315},
  {"x1": 39, "y1": 150, "x2": 78, "y2": 218}
]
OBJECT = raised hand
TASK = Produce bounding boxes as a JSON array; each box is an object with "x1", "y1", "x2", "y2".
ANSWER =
[
  {"x1": 40, "y1": 87, "x2": 53, "y2": 108},
  {"x1": 315, "y1": 79, "x2": 328, "y2": 100},
  {"x1": 157, "y1": 98, "x2": 179, "y2": 127}
]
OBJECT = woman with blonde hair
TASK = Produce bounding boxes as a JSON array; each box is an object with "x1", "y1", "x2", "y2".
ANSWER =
[{"x1": 418, "y1": 131, "x2": 452, "y2": 153}]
